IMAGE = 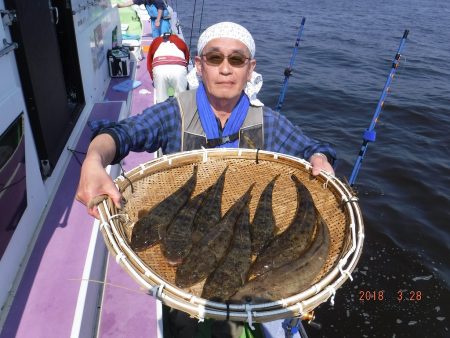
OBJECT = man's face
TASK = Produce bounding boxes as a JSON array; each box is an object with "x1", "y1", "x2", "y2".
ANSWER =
[{"x1": 195, "y1": 38, "x2": 256, "y2": 102}]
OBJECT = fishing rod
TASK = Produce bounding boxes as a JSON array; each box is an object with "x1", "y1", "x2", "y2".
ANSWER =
[
  {"x1": 274, "y1": 17, "x2": 306, "y2": 112},
  {"x1": 348, "y1": 29, "x2": 409, "y2": 186},
  {"x1": 198, "y1": 0, "x2": 205, "y2": 34},
  {"x1": 188, "y1": 0, "x2": 198, "y2": 53}
]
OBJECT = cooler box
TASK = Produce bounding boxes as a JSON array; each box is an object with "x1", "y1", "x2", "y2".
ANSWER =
[{"x1": 107, "y1": 47, "x2": 130, "y2": 77}]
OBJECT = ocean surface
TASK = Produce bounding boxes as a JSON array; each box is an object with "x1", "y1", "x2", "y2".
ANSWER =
[{"x1": 171, "y1": 0, "x2": 449, "y2": 337}]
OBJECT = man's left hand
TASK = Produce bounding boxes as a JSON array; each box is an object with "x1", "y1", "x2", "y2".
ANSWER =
[{"x1": 310, "y1": 153, "x2": 335, "y2": 176}]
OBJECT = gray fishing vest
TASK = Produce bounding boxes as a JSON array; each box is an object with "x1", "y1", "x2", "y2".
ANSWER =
[{"x1": 176, "y1": 90, "x2": 264, "y2": 151}]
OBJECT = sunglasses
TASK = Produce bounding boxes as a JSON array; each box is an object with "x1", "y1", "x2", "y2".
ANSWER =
[{"x1": 201, "y1": 51, "x2": 250, "y2": 67}]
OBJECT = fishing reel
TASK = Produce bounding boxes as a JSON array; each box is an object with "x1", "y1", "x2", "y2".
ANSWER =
[{"x1": 283, "y1": 67, "x2": 293, "y2": 77}]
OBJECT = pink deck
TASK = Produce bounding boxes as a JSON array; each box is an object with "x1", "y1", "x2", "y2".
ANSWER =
[
  {"x1": 0, "y1": 101, "x2": 123, "y2": 338},
  {"x1": 98, "y1": 20, "x2": 160, "y2": 338},
  {"x1": 1, "y1": 20, "x2": 160, "y2": 338},
  {"x1": 1, "y1": 15, "x2": 285, "y2": 337}
]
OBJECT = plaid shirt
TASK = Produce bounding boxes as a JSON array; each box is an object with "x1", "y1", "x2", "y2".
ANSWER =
[{"x1": 90, "y1": 97, "x2": 336, "y2": 165}]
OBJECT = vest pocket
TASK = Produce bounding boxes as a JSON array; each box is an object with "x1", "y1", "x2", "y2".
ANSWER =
[
  {"x1": 239, "y1": 126, "x2": 263, "y2": 149},
  {"x1": 183, "y1": 132, "x2": 206, "y2": 151}
]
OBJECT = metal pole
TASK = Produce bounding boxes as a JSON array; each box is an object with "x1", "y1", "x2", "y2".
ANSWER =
[{"x1": 349, "y1": 29, "x2": 409, "y2": 186}]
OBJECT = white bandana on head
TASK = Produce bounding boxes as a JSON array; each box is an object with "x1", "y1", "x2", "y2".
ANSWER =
[
  {"x1": 197, "y1": 22, "x2": 256, "y2": 58},
  {"x1": 190, "y1": 22, "x2": 263, "y2": 106}
]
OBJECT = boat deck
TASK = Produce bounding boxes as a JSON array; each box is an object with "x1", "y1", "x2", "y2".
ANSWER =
[
  {"x1": 0, "y1": 8, "x2": 287, "y2": 338},
  {"x1": 0, "y1": 16, "x2": 160, "y2": 338},
  {"x1": 97, "y1": 18, "x2": 160, "y2": 338}
]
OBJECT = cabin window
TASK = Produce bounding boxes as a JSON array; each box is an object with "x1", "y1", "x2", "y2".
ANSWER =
[{"x1": 0, "y1": 115, "x2": 27, "y2": 259}]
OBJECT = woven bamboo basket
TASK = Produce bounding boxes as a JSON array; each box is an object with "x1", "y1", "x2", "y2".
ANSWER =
[{"x1": 96, "y1": 148, "x2": 364, "y2": 323}]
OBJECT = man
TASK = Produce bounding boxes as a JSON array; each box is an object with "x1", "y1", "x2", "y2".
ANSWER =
[
  {"x1": 77, "y1": 21, "x2": 335, "y2": 218},
  {"x1": 76, "y1": 20, "x2": 336, "y2": 338},
  {"x1": 117, "y1": 0, "x2": 171, "y2": 38},
  {"x1": 147, "y1": 33, "x2": 190, "y2": 102}
]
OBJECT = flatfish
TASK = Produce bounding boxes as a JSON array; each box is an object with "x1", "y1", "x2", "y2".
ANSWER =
[
  {"x1": 248, "y1": 174, "x2": 316, "y2": 277},
  {"x1": 232, "y1": 214, "x2": 330, "y2": 303},
  {"x1": 191, "y1": 166, "x2": 228, "y2": 243},
  {"x1": 130, "y1": 165, "x2": 198, "y2": 251},
  {"x1": 250, "y1": 174, "x2": 280, "y2": 256},
  {"x1": 175, "y1": 185, "x2": 254, "y2": 288},
  {"x1": 202, "y1": 204, "x2": 252, "y2": 301},
  {"x1": 160, "y1": 186, "x2": 211, "y2": 266}
]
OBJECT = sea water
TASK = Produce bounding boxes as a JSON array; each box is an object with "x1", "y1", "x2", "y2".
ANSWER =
[{"x1": 173, "y1": 0, "x2": 449, "y2": 336}]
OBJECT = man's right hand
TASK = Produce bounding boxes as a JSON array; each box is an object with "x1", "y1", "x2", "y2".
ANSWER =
[
  {"x1": 76, "y1": 158, "x2": 122, "y2": 219},
  {"x1": 75, "y1": 134, "x2": 122, "y2": 219}
]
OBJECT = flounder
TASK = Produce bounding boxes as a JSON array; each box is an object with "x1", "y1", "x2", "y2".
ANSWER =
[
  {"x1": 191, "y1": 166, "x2": 228, "y2": 243},
  {"x1": 250, "y1": 174, "x2": 280, "y2": 256},
  {"x1": 248, "y1": 174, "x2": 317, "y2": 277},
  {"x1": 176, "y1": 184, "x2": 254, "y2": 288},
  {"x1": 160, "y1": 186, "x2": 211, "y2": 266},
  {"x1": 130, "y1": 165, "x2": 198, "y2": 251},
  {"x1": 232, "y1": 213, "x2": 330, "y2": 303},
  {"x1": 202, "y1": 204, "x2": 252, "y2": 300}
]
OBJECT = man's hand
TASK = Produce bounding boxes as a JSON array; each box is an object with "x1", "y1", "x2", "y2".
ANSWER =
[
  {"x1": 76, "y1": 158, "x2": 122, "y2": 219},
  {"x1": 309, "y1": 153, "x2": 335, "y2": 176},
  {"x1": 75, "y1": 134, "x2": 122, "y2": 219}
]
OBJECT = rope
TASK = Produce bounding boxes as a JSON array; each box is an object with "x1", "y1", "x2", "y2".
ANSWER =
[
  {"x1": 0, "y1": 176, "x2": 25, "y2": 194},
  {"x1": 326, "y1": 286, "x2": 336, "y2": 306},
  {"x1": 115, "y1": 252, "x2": 126, "y2": 264},
  {"x1": 312, "y1": 284, "x2": 321, "y2": 295},
  {"x1": 108, "y1": 213, "x2": 130, "y2": 223},
  {"x1": 119, "y1": 162, "x2": 134, "y2": 193},
  {"x1": 197, "y1": 305, "x2": 205, "y2": 322},
  {"x1": 99, "y1": 221, "x2": 109, "y2": 230},
  {"x1": 66, "y1": 147, "x2": 86, "y2": 166},
  {"x1": 322, "y1": 175, "x2": 331, "y2": 189},
  {"x1": 341, "y1": 195, "x2": 359, "y2": 207},
  {"x1": 296, "y1": 302, "x2": 304, "y2": 316},
  {"x1": 150, "y1": 284, "x2": 164, "y2": 298},
  {"x1": 339, "y1": 261, "x2": 353, "y2": 281},
  {"x1": 139, "y1": 163, "x2": 145, "y2": 175},
  {"x1": 201, "y1": 146, "x2": 208, "y2": 162},
  {"x1": 245, "y1": 304, "x2": 255, "y2": 330},
  {"x1": 68, "y1": 278, "x2": 148, "y2": 295}
]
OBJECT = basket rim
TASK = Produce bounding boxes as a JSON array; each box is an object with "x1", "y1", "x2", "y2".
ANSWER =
[{"x1": 97, "y1": 148, "x2": 364, "y2": 322}]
